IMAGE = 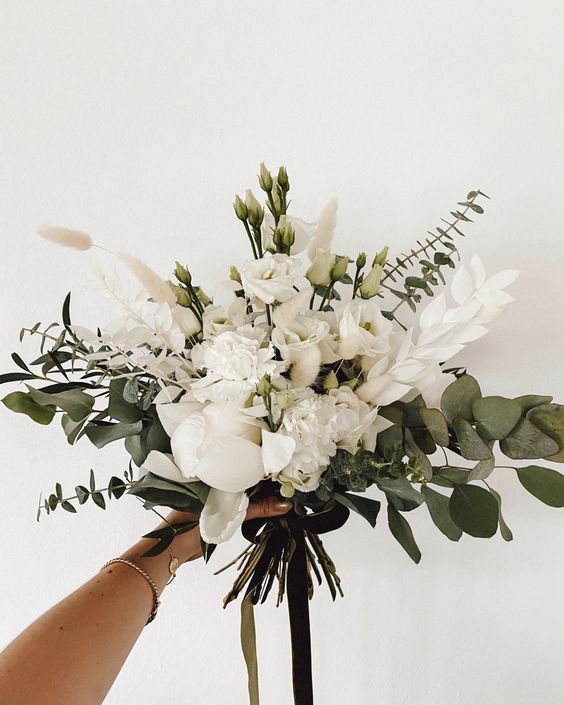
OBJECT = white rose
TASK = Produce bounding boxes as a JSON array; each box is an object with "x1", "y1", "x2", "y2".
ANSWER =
[
  {"x1": 140, "y1": 401, "x2": 295, "y2": 544},
  {"x1": 240, "y1": 252, "x2": 298, "y2": 304},
  {"x1": 190, "y1": 325, "x2": 285, "y2": 403}
]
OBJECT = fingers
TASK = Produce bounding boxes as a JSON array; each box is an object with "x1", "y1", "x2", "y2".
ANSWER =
[{"x1": 245, "y1": 496, "x2": 293, "y2": 521}]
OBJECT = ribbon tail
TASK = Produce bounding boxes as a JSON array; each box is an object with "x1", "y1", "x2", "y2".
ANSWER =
[
  {"x1": 241, "y1": 593, "x2": 260, "y2": 705},
  {"x1": 287, "y1": 524, "x2": 314, "y2": 705}
]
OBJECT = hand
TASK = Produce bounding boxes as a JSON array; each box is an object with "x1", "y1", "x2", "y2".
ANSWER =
[{"x1": 159, "y1": 496, "x2": 293, "y2": 565}]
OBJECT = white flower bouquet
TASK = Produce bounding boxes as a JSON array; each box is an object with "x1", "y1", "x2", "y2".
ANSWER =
[{"x1": 4, "y1": 164, "x2": 564, "y2": 705}]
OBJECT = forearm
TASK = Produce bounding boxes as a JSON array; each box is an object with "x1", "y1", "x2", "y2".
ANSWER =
[{"x1": 0, "y1": 513, "x2": 198, "y2": 705}]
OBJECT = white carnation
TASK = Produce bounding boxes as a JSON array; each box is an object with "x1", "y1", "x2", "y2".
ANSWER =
[{"x1": 190, "y1": 325, "x2": 285, "y2": 403}]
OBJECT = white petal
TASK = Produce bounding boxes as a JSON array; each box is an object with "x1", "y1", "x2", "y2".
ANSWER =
[
  {"x1": 451, "y1": 265, "x2": 475, "y2": 305},
  {"x1": 261, "y1": 430, "x2": 296, "y2": 475},
  {"x1": 481, "y1": 269, "x2": 520, "y2": 291},
  {"x1": 197, "y1": 435, "x2": 264, "y2": 492},
  {"x1": 419, "y1": 293, "x2": 447, "y2": 330},
  {"x1": 200, "y1": 489, "x2": 249, "y2": 544},
  {"x1": 469, "y1": 254, "x2": 487, "y2": 288},
  {"x1": 171, "y1": 414, "x2": 207, "y2": 477},
  {"x1": 157, "y1": 400, "x2": 202, "y2": 437},
  {"x1": 476, "y1": 289, "x2": 515, "y2": 307},
  {"x1": 139, "y1": 451, "x2": 188, "y2": 483},
  {"x1": 153, "y1": 385, "x2": 184, "y2": 405}
]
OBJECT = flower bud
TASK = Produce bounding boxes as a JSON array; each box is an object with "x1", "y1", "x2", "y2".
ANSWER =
[
  {"x1": 276, "y1": 389, "x2": 294, "y2": 410},
  {"x1": 277, "y1": 166, "x2": 289, "y2": 192},
  {"x1": 356, "y1": 251, "x2": 367, "y2": 268},
  {"x1": 273, "y1": 215, "x2": 295, "y2": 253},
  {"x1": 257, "y1": 375, "x2": 272, "y2": 397},
  {"x1": 195, "y1": 286, "x2": 212, "y2": 306},
  {"x1": 280, "y1": 482, "x2": 295, "y2": 498},
  {"x1": 330, "y1": 256, "x2": 349, "y2": 281},
  {"x1": 374, "y1": 246, "x2": 389, "y2": 267},
  {"x1": 229, "y1": 265, "x2": 242, "y2": 284},
  {"x1": 341, "y1": 377, "x2": 359, "y2": 390},
  {"x1": 233, "y1": 195, "x2": 248, "y2": 221},
  {"x1": 245, "y1": 190, "x2": 264, "y2": 228},
  {"x1": 168, "y1": 282, "x2": 192, "y2": 308},
  {"x1": 359, "y1": 264, "x2": 382, "y2": 299},
  {"x1": 174, "y1": 261, "x2": 192, "y2": 285},
  {"x1": 306, "y1": 250, "x2": 335, "y2": 287},
  {"x1": 322, "y1": 370, "x2": 339, "y2": 391},
  {"x1": 258, "y1": 162, "x2": 273, "y2": 192}
]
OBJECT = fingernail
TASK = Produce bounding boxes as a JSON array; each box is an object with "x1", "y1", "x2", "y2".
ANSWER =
[{"x1": 275, "y1": 501, "x2": 293, "y2": 511}]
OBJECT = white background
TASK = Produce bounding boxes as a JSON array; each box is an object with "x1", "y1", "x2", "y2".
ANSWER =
[{"x1": 1, "y1": 2, "x2": 564, "y2": 704}]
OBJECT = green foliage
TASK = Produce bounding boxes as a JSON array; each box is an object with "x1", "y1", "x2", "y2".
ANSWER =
[
  {"x1": 527, "y1": 404, "x2": 564, "y2": 462},
  {"x1": 387, "y1": 504, "x2": 421, "y2": 563},
  {"x1": 2, "y1": 391, "x2": 56, "y2": 425},
  {"x1": 128, "y1": 472, "x2": 208, "y2": 513},
  {"x1": 449, "y1": 484, "x2": 499, "y2": 538},
  {"x1": 516, "y1": 466, "x2": 564, "y2": 507},
  {"x1": 421, "y1": 485, "x2": 462, "y2": 541},
  {"x1": 334, "y1": 492, "x2": 381, "y2": 527},
  {"x1": 441, "y1": 375, "x2": 482, "y2": 423}
]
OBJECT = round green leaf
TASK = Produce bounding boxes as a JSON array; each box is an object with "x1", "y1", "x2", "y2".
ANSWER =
[
  {"x1": 441, "y1": 375, "x2": 482, "y2": 423},
  {"x1": 516, "y1": 465, "x2": 564, "y2": 507},
  {"x1": 527, "y1": 404, "x2": 564, "y2": 462},
  {"x1": 449, "y1": 484, "x2": 499, "y2": 538},
  {"x1": 472, "y1": 396, "x2": 521, "y2": 440}
]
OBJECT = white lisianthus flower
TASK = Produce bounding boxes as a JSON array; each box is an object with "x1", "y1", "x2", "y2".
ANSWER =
[
  {"x1": 327, "y1": 386, "x2": 393, "y2": 454},
  {"x1": 140, "y1": 401, "x2": 296, "y2": 544},
  {"x1": 271, "y1": 316, "x2": 330, "y2": 361},
  {"x1": 202, "y1": 298, "x2": 247, "y2": 338},
  {"x1": 240, "y1": 252, "x2": 298, "y2": 304},
  {"x1": 336, "y1": 300, "x2": 393, "y2": 360},
  {"x1": 190, "y1": 325, "x2": 285, "y2": 403}
]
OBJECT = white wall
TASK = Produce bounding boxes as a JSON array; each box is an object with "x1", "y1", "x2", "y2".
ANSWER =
[{"x1": 1, "y1": 2, "x2": 564, "y2": 704}]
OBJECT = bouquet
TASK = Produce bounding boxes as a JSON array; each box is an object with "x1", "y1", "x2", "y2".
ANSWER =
[{"x1": 4, "y1": 164, "x2": 564, "y2": 705}]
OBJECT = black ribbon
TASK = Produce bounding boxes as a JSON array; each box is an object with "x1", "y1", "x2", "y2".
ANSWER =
[{"x1": 241, "y1": 503, "x2": 350, "y2": 705}]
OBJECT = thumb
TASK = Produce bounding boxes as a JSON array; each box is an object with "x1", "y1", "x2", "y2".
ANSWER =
[{"x1": 245, "y1": 496, "x2": 293, "y2": 521}]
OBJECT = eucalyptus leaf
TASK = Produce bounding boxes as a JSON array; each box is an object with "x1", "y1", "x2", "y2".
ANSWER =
[
  {"x1": 421, "y1": 485, "x2": 462, "y2": 541},
  {"x1": 441, "y1": 375, "x2": 482, "y2": 423},
  {"x1": 419, "y1": 407, "x2": 450, "y2": 446},
  {"x1": 27, "y1": 386, "x2": 94, "y2": 422},
  {"x1": 377, "y1": 476, "x2": 425, "y2": 511},
  {"x1": 387, "y1": 504, "x2": 421, "y2": 563},
  {"x1": 516, "y1": 465, "x2": 564, "y2": 507},
  {"x1": 108, "y1": 379, "x2": 142, "y2": 423},
  {"x1": 500, "y1": 418, "x2": 559, "y2": 460},
  {"x1": 61, "y1": 413, "x2": 88, "y2": 445},
  {"x1": 472, "y1": 396, "x2": 521, "y2": 440},
  {"x1": 488, "y1": 486, "x2": 513, "y2": 541},
  {"x1": 449, "y1": 484, "x2": 498, "y2": 538},
  {"x1": 514, "y1": 395, "x2": 553, "y2": 413},
  {"x1": 2, "y1": 391, "x2": 56, "y2": 425},
  {"x1": 125, "y1": 434, "x2": 148, "y2": 466},
  {"x1": 75, "y1": 485, "x2": 89, "y2": 505},
  {"x1": 334, "y1": 492, "x2": 381, "y2": 527},
  {"x1": 527, "y1": 404, "x2": 564, "y2": 462},
  {"x1": 85, "y1": 420, "x2": 143, "y2": 449},
  {"x1": 0, "y1": 372, "x2": 37, "y2": 384},
  {"x1": 128, "y1": 472, "x2": 207, "y2": 513},
  {"x1": 452, "y1": 418, "x2": 493, "y2": 461},
  {"x1": 468, "y1": 458, "x2": 496, "y2": 481}
]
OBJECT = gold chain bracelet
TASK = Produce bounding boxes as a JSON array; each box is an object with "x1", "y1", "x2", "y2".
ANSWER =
[{"x1": 100, "y1": 558, "x2": 161, "y2": 625}]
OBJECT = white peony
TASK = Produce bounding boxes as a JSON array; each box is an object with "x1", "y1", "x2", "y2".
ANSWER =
[
  {"x1": 140, "y1": 401, "x2": 296, "y2": 544},
  {"x1": 190, "y1": 325, "x2": 285, "y2": 403},
  {"x1": 240, "y1": 252, "x2": 299, "y2": 304}
]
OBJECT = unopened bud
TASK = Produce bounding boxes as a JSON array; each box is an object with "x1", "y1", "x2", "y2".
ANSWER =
[
  {"x1": 374, "y1": 246, "x2": 389, "y2": 267},
  {"x1": 276, "y1": 389, "x2": 294, "y2": 410},
  {"x1": 359, "y1": 264, "x2": 382, "y2": 299},
  {"x1": 258, "y1": 162, "x2": 273, "y2": 192},
  {"x1": 273, "y1": 215, "x2": 295, "y2": 253},
  {"x1": 233, "y1": 195, "x2": 248, "y2": 221},
  {"x1": 169, "y1": 282, "x2": 192, "y2": 307},
  {"x1": 229, "y1": 265, "x2": 242, "y2": 284},
  {"x1": 330, "y1": 256, "x2": 349, "y2": 281},
  {"x1": 277, "y1": 165, "x2": 289, "y2": 192},
  {"x1": 280, "y1": 482, "x2": 295, "y2": 498},
  {"x1": 356, "y1": 252, "x2": 367, "y2": 268},
  {"x1": 174, "y1": 261, "x2": 192, "y2": 285},
  {"x1": 323, "y1": 370, "x2": 339, "y2": 391},
  {"x1": 245, "y1": 190, "x2": 264, "y2": 228},
  {"x1": 257, "y1": 375, "x2": 272, "y2": 397},
  {"x1": 195, "y1": 287, "x2": 212, "y2": 306},
  {"x1": 306, "y1": 250, "x2": 335, "y2": 287}
]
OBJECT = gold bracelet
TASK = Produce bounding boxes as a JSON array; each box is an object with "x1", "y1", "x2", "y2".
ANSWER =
[{"x1": 100, "y1": 558, "x2": 161, "y2": 625}]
